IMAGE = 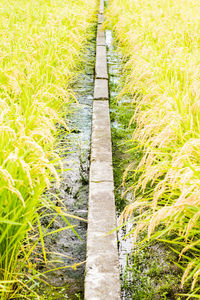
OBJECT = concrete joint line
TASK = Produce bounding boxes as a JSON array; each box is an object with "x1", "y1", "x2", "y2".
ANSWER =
[{"x1": 90, "y1": 180, "x2": 113, "y2": 183}]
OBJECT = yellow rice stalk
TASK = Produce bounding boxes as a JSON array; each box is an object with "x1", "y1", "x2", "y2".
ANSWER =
[{"x1": 106, "y1": 0, "x2": 200, "y2": 292}]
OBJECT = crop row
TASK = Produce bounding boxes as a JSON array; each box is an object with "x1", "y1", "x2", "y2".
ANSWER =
[
  {"x1": 106, "y1": 0, "x2": 200, "y2": 297},
  {"x1": 0, "y1": 0, "x2": 97, "y2": 298}
]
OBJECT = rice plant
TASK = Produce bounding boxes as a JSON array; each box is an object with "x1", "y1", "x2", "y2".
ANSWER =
[
  {"x1": 106, "y1": 0, "x2": 200, "y2": 296},
  {"x1": 0, "y1": 0, "x2": 97, "y2": 298}
]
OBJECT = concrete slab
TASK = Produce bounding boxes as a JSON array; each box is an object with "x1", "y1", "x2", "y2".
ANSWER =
[
  {"x1": 92, "y1": 100, "x2": 110, "y2": 122},
  {"x1": 88, "y1": 181, "x2": 115, "y2": 212},
  {"x1": 87, "y1": 215, "x2": 116, "y2": 232},
  {"x1": 96, "y1": 34, "x2": 106, "y2": 46},
  {"x1": 90, "y1": 160, "x2": 113, "y2": 182},
  {"x1": 97, "y1": 25, "x2": 105, "y2": 38},
  {"x1": 87, "y1": 232, "x2": 117, "y2": 252},
  {"x1": 88, "y1": 182, "x2": 116, "y2": 215},
  {"x1": 92, "y1": 99, "x2": 109, "y2": 110},
  {"x1": 85, "y1": 181, "x2": 120, "y2": 300},
  {"x1": 98, "y1": 14, "x2": 104, "y2": 24},
  {"x1": 92, "y1": 125, "x2": 111, "y2": 139},
  {"x1": 91, "y1": 132, "x2": 112, "y2": 150},
  {"x1": 99, "y1": 0, "x2": 104, "y2": 14},
  {"x1": 94, "y1": 79, "x2": 109, "y2": 100},
  {"x1": 95, "y1": 46, "x2": 108, "y2": 79},
  {"x1": 85, "y1": 270, "x2": 120, "y2": 300},
  {"x1": 91, "y1": 100, "x2": 112, "y2": 161},
  {"x1": 96, "y1": 45, "x2": 107, "y2": 57},
  {"x1": 86, "y1": 251, "x2": 119, "y2": 273},
  {"x1": 92, "y1": 99, "x2": 110, "y2": 114},
  {"x1": 91, "y1": 149, "x2": 112, "y2": 163},
  {"x1": 92, "y1": 120, "x2": 111, "y2": 131},
  {"x1": 91, "y1": 133, "x2": 112, "y2": 149}
]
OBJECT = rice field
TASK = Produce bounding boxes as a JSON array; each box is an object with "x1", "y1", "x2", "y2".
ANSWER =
[
  {"x1": 3, "y1": 0, "x2": 200, "y2": 297},
  {"x1": 106, "y1": 0, "x2": 200, "y2": 297},
  {"x1": 0, "y1": 0, "x2": 97, "y2": 298}
]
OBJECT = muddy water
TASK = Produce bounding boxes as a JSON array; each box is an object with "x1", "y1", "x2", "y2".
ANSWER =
[{"x1": 39, "y1": 39, "x2": 95, "y2": 299}]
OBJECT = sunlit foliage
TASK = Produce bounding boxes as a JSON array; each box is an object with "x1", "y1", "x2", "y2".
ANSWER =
[
  {"x1": 0, "y1": 0, "x2": 97, "y2": 298},
  {"x1": 106, "y1": 0, "x2": 200, "y2": 297}
]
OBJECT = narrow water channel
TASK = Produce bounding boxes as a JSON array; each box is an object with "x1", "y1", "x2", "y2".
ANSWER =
[
  {"x1": 106, "y1": 28, "x2": 134, "y2": 300},
  {"x1": 39, "y1": 35, "x2": 96, "y2": 299}
]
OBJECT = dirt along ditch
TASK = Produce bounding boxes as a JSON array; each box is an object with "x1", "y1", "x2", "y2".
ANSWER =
[
  {"x1": 37, "y1": 34, "x2": 96, "y2": 299},
  {"x1": 106, "y1": 29, "x2": 185, "y2": 300}
]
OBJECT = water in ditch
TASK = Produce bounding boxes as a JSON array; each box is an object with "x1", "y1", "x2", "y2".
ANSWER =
[{"x1": 37, "y1": 35, "x2": 95, "y2": 300}]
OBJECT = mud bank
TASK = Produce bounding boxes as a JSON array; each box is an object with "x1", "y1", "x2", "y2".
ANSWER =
[{"x1": 38, "y1": 37, "x2": 96, "y2": 300}]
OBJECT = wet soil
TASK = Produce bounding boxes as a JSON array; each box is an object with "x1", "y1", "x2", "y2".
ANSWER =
[{"x1": 38, "y1": 38, "x2": 96, "y2": 300}]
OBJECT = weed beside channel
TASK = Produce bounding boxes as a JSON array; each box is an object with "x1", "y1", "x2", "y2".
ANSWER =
[
  {"x1": 106, "y1": 0, "x2": 200, "y2": 297},
  {"x1": 0, "y1": 0, "x2": 97, "y2": 298}
]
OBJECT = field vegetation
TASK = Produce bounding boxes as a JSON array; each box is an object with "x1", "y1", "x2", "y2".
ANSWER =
[
  {"x1": 106, "y1": 0, "x2": 200, "y2": 297},
  {"x1": 0, "y1": 0, "x2": 97, "y2": 298}
]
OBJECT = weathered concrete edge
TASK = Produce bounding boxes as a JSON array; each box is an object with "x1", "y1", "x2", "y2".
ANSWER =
[{"x1": 84, "y1": 0, "x2": 121, "y2": 298}]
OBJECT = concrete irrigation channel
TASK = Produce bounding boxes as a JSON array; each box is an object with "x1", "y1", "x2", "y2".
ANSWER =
[
  {"x1": 39, "y1": 1, "x2": 121, "y2": 298},
  {"x1": 59, "y1": 1, "x2": 183, "y2": 298},
  {"x1": 84, "y1": 0, "x2": 121, "y2": 298}
]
